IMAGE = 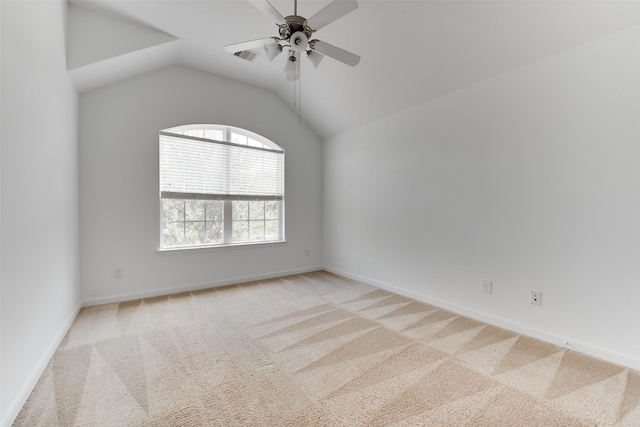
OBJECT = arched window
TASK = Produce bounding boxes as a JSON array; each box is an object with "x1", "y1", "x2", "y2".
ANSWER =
[{"x1": 159, "y1": 124, "x2": 284, "y2": 249}]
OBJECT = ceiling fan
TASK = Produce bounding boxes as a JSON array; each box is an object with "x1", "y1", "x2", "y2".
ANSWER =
[{"x1": 224, "y1": 0, "x2": 360, "y2": 80}]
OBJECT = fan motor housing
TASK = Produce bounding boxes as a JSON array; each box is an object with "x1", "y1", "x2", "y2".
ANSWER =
[{"x1": 283, "y1": 15, "x2": 313, "y2": 39}]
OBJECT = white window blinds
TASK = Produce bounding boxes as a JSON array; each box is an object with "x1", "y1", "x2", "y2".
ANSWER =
[{"x1": 159, "y1": 131, "x2": 284, "y2": 201}]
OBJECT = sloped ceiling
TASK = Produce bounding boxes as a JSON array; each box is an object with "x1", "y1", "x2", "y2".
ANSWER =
[{"x1": 67, "y1": 0, "x2": 640, "y2": 139}]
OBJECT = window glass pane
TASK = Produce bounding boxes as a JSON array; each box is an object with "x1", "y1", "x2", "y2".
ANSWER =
[
  {"x1": 184, "y1": 222, "x2": 205, "y2": 245},
  {"x1": 163, "y1": 222, "x2": 184, "y2": 247},
  {"x1": 265, "y1": 220, "x2": 278, "y2": 240},
  {"x1": 233, "y1": 221, "x2": 249, "y2": 242},
  {"x1": 162, "y1": 199, "x2": 185, "y2": 222},
  {"x1": 231, "y1": 132, "x2": 248, "y2": 146},
  {"x1": 232, "y1": 201, "x2": 248, "y2": 220},
  {"x1": 265, "y1": 201, "x2": 278, "y2": 220},
  {"x1": 249, "y1": 221, "x2": 265, "y2": 242},
  {"x1": 184, "y1": 129, "x2": 204, "y2": 138},
  {"x1": 249, "y1": 201, "x2": 265, "y2": 220},
  {"x1": 205, "y1": 200, "x2": 223, "y2": 221},
  {"x1": 206, "y1": 221, "x2": 223, "y2": 244},
  {"x1": 204, "y1": 129, "x2": 224, "y2": 141},
  {"x1": 185, "y1": 200, "x2": 205, "y2": 221}
]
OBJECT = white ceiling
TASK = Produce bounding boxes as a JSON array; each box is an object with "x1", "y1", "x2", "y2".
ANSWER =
[{"x1": 67, "y1": 0, "x2": 640, "y2": 139}]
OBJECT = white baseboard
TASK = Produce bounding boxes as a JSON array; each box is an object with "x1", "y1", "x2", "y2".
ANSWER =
[
  {"x1": 1, "y1": 302, "x2": 82, "y2": 427},
  {"x1": 82, "y1": 266, "x2": 324, "y2": 307},
  {"x1": 324, "y1": 266, "x2": 640, "y2": 371}
]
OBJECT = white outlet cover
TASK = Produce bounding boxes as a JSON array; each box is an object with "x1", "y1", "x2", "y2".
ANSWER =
[
  {"x1": 482, "y1": 280, "x2": 492, "y2": 294},
  {"x1": 531, "y1": 290, "x2": 542, "y2": 305}
]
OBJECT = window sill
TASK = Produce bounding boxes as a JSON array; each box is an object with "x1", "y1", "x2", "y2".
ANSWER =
[{"x1": 156, "y1": 240, "x2": 287, "y2": 256}]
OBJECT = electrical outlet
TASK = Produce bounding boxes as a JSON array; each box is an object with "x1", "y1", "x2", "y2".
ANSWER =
[
  {"x1": 304, "y1": 248, "x2": 310, "y2": 257},
  {"x1": 531, "y1": 290, "x2": 542, "y2": 305},
  {"x1": 482, "y1": 280, "x2": 492, "y2": 294},
  {"x1": 113, "y1": 267, "x2": 124, "y2": 279}
]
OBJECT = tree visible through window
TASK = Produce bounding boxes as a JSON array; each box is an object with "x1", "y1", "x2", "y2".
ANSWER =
[{"x1": 159, "y1": 124, "x2": 284, "y2": 249}]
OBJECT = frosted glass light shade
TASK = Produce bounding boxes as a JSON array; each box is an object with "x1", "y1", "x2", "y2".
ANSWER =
[
  {"x1": 307, "y1": 50, "x2": 324, "y2": 68},
  {"x1": 283, "y1": 54, "x2": 297, "y2": 75},
  {"x1": 264, "y1": 42, "x2": 282, "y2": 61}
]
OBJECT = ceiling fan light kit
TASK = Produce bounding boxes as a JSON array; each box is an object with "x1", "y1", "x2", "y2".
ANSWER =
[
  {"x1": 225, "y1": 0, "x2": 361, "y2": 79},
  {"x1": 289, "y1": 32, "x2": 309, "y2": 53}
]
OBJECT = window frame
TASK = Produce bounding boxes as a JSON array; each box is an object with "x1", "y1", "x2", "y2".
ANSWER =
[{"x1": 157, "y1": 124, "x2": 285, "y2": 252}]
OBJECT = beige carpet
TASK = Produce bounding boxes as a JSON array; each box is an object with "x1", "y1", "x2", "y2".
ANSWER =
[{"x1": 14, "y1": 271, "x2": 640, "y2": 426}]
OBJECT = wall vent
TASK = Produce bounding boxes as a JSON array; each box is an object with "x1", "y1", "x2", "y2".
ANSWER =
[{"x1": 233, "y1": 50, "x2": 258, "y2": 62}]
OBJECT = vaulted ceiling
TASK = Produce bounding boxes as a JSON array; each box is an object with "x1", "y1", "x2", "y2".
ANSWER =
[{"x1": 67, "y1": 0, "x2": 640, "y2": 139}]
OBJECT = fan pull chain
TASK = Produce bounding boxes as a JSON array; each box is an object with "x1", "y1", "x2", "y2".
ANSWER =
[
  {"x1": 298, "y1": 59, "x2": 302, "y2": 124},
  {"x1": 292, "y1": 57, "x2": 301, "y2": 124},
  {"x1": 293, "y1": 67, "x2": 297, "y2": 107},
  {"x1": 293, "y1": 53, "x2": 297, "y2": 107}
]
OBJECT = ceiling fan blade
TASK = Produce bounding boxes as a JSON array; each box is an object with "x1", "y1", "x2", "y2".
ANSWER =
[
  {"x1": 311, "y1": 40, "x2": 360, "y2": 66},
  {"x1": 306, "y1": 0, "x2": 358, "y2": 31},
  {"x1": 224, "y1": 37, "x2": 276, "y2": 53},
  {"x1": 249, "y1": 0, "x2": 285, "y2": 24}
]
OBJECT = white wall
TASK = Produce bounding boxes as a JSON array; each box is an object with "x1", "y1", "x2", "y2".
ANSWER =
[
  {"x1": 323, "y1": 24, "x2": 640, "y2": 369},
  {"x1": 66, "y1": 3, "x2": 177, "y2": 70},
  {"x1": 1, "y1": 1, "x2": 81, "y2": 425},
  {"x1": 80, "y1": 65, "x2": 323, "y2": 303}
]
